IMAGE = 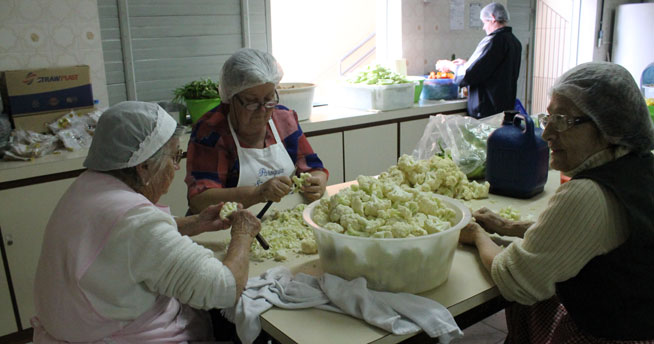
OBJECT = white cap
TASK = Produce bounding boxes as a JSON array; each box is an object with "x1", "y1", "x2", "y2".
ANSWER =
[
  {"x1": 84, "y1": 101, "x2": 177, "y2": 171},
  {"x1": 218, "y1": 48, "x2": 283, "y2": 103}
]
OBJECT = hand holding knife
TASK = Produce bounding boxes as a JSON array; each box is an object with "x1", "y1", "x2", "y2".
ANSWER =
[{"x1": 252, "y1": 167, "x2": 297, "y2": 250}]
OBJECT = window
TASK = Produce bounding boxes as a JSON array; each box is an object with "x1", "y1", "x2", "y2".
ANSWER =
[{"x1": 270, "y1": 0, "x2": 378, "y2": 102}]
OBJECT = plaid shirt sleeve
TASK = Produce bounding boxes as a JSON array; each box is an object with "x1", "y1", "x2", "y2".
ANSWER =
[
  {"x1": 184, "y1": 104, "x2": 238, "y2": 200},
  {"x1": 185, "y1": 105, "x2": 329, "y2": 200},
  {"x1": 272, "y1": 107, "x2": 329, "y2": 178}
]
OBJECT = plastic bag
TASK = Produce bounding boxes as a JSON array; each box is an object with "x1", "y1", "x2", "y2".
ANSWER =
[
  {"x1": 3, "y1": 129, "x2": 60, "y2": 161},
  {"x1": 412, "y1": 113, "x2": 503, "y2": 179},
  {"x1": 3, "y1": 108, "x2": 103, "y2": 161},
  {"x1": 48, "y1": 110, "x2": 98, "y2": 151}
]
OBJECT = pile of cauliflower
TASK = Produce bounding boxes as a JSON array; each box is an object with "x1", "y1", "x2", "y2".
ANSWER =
[
  {"x1": 378, "y1": 154, "x2": 489, "y2": 200},
  {"x1": 249, "y1": 204, "x2": 317, "y2": 262},
  {"x1": 312, "y1": 154, "x2": 489, "y2": 238}
]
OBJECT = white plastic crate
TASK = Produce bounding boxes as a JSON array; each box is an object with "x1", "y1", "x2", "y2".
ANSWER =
[{"x1": 332, "y1": 83, "x2": 415, "y2": 111}]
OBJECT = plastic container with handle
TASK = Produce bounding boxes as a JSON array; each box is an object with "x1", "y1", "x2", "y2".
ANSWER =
[{"x1": 486, "y1": 111, "x2": 549, "y2": 198}]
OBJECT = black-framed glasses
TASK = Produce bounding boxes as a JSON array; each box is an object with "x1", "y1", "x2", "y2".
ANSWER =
[
  {"x1": 235, "y1": 90, "x2": 279, "y2": 112},
  {"x1": 169, "y1": 148, "x2": 183, "y2": 166},
  {"x1": 538, "y1": 113, "x2": 592, "y2": 132}
]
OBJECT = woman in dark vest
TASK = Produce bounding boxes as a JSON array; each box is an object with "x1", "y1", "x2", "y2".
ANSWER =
[{"x1": 459, "y1": 62, "x2": 654, "y2": 342}]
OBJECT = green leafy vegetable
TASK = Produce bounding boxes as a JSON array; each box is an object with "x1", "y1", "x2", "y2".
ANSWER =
[{"x1": 347, "y1": 64, "x2": 410, "y2": 85}]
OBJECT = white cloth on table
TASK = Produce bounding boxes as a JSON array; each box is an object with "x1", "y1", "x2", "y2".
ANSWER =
[{"x1": 222, "y1": 266, "x2": 463, "y2": 344}]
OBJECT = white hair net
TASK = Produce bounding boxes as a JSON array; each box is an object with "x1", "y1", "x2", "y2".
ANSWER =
[
  {"x1": 218, "y1": 48, "x2": 284, "y2": 103},
  {"x1": 551, "y1": 62, "x2": 654, "y2": 153},
  {"x1": 84, "y1": 101, "x2": 177, "y2": 171},
  {"x1": 481, "y1": 2, "x2": 510, "y2": 22}
]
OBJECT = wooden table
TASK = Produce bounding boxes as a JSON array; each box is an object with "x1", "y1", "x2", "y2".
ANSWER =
[{"x1": 192, "y1": 170, "x2": 562, "y2": 344}]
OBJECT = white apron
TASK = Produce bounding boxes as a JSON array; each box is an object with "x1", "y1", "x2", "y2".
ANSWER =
[
  {"x1": 228, "y1": 117, "x2": 295, "y2": 187},
  {"x1": 31, "y1": 171, "x2": 212, "y2": 343}
]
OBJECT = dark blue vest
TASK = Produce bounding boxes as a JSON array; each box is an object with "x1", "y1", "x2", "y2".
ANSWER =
[{"x1": 556, "y1": 152, "x2": 654, "y2": 340}]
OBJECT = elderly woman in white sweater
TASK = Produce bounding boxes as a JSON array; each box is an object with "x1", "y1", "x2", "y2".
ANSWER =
[
  {"x1": 32, "y1": 101, "x2": 261, "y2": 343},
  {"x1": 459, "y1": 62, "x2": 654, "y2": 342}
]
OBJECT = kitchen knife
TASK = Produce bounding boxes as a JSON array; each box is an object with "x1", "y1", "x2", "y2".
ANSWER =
[
  {"x1": 253, "y1": 202, "x2": 272, "y2": 250},
  {"x1": 252, "y1": 168, "x2": 299, "y2": 250}
]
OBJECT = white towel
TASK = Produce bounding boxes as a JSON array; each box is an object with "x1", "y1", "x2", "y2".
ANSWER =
[{"x1": 222, "y1": 266, "x2": 463, "y2": 344}]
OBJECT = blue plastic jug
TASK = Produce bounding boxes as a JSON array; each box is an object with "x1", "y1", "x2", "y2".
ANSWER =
[{"x1": 486, "y1": 111, "x2": 549, "y2": 198}]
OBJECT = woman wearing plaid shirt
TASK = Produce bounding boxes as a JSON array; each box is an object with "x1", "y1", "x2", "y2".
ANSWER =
[{"x1": 185, "y1": 49, "x2": 328, "y2": 214}]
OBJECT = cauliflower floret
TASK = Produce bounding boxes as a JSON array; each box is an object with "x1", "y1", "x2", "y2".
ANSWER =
[
  {"x1": 300, "y1": 238, "x2": 318, "y2": 254},
  {"x1": 330, "y1": 191, "x2": 351, "y2": 209},
  {"x1": 382, "y1": 183, "x2": 412, "y2": 202},
  {"x1": 424, "y1": 215, "x2": 451, "y2": 234},
  {"x1": 324, "y1": 222, "x2": 345, "y2": 233},
  {"x1": 388, "y1": 221, "x2": 416, "y2": 238},
  {"x1": 499, "y1": 206, "x2": 521, "y2": 221},
  {"x1": 363, "y1": 195, "x2": 391, "y2": 217},
  {"x1": 219, "y1": 201, "x2": 239, "y2": 220},
  {"x1": 249, "y1": 204, "x2": 316, "y2": 261},
  {"x1": 339, "y1": 213, "x2": 368, "y2": 232},
  {"x1": 330, "y1": 204, "x2": 354, "y2": 222},
  {"x1": 351, "y1": 195, "x2": 365, "y2": 216},
  {"x1": 363, "y1": 217, "x2": 385, "y2": 235},
  {"x1": 292, "y1": 172, "x2": 312, "y2": 192},
  {"x1": 312, "y1": 207, "x2": 330, "y2": 226},
  {"x1": 274, "y1": 249, "x2": 288, "y2": 261}
]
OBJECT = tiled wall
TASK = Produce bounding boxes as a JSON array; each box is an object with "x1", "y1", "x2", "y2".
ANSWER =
[
  {"x1": 0, "y1": 0, "x2": 109, "y2": 107},
  {"x1": 402, "y1": 0, "x2": 505, "y2": 76}
]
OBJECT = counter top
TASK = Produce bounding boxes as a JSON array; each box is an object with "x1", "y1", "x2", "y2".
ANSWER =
[
  {"x1": 191, "y1": 169, "x2": 561, "y2": 344},
  {"x1": 0, "y1": 100, "x2": 467, "y2": 185}
]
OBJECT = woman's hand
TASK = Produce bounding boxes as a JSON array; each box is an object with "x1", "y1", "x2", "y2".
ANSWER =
[
  {"x1": 459, "y1": 221, "x2": 485, "y2": 245},
  {"x1": 301, "y1": 171, "x2": 327, "y2": 203},
  {"x1": 229, "y1": 210, "x2": 261, "y2": 239},
  {"x1": 459, "y1": 220, "x2": 502, "y2": 272},
  {"x1": 473, "y1": 207, "x2": 508, "y2": 234},
  {"x1": 197, "y1": 202, "x2": 241, "y2": 230},
  {"x1": 257, "y1": 176, "x2": 292, "y2": 202},
  {"x1": 176, "y1": 202, "x2": 237, "y2": 237},
  {"x1": 473, "y1": 207, "x2": 531, "y2": 238},
  {"x1": 223, "y1": 209, "x2": 261, "y2": 300}
]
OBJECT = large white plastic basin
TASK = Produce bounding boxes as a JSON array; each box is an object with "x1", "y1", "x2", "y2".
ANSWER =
[
  {"x1": 302, "y1": 194, "x2": 471, "y2": 293},
  {"x1": 277, "y1": 82, "x2": 316, "y2": 121}
]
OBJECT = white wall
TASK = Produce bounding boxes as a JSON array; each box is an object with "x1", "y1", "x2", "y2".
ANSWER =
[
  {"x1": 0, "y1": 0, "x2": 109, "y2": 107},
  {"x1": 401, "y1": 0, "x2": 507, "y2": 76}
]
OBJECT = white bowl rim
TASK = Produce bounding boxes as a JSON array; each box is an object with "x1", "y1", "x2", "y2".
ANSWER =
[
  {"x1": 277, "y1": 82, "x2": 317, "y2": 92},
  {"x1": 302, "y1": 193, "x2": 472, "y2": 242}
]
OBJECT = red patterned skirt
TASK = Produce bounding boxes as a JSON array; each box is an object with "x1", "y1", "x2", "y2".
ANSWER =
[{"x1": 504, "y1": 296, "x2": 654, "y2": 344}]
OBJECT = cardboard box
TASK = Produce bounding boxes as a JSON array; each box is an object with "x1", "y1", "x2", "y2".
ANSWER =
[{"x1": 1, "y1": 65, "x2": 94, "y2": 132}]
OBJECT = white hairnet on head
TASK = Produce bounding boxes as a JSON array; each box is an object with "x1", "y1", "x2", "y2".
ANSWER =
[
  {"x1": 481, "y1": 2, "x2": 510, "y2": 22},
  {"x1": 551, "y1": 62, "x2": 654, "y2": 153},
  {"x1": 218, "y1": 48, "x2": 283, "y2": 103},
  {"x1": 84, "y1": 101, "x2": 177, "y2": 171}
]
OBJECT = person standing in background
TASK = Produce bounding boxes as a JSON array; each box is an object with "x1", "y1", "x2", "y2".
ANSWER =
[{"x1": 438, "y1": 2, "x2": 522, "y2": 119}]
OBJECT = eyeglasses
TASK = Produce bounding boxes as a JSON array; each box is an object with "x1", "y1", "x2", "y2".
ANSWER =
[
  {"x1": 538, "y1": 113, "x2": 592, "y2": 132},
  {"x1": 169, "y1": 148, "x2": 183, "y2": 166},
  {"x1": 235, "y1": 90, "x2": 279, "y2": 112}
]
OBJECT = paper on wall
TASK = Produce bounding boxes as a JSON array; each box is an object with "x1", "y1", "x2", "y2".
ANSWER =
[
  {"x1": 470, "y1": 3, "x2": 483, "y2": 28},
  {"x1": 449, "y1": 0, "x2": 464, "y2": 31}
]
